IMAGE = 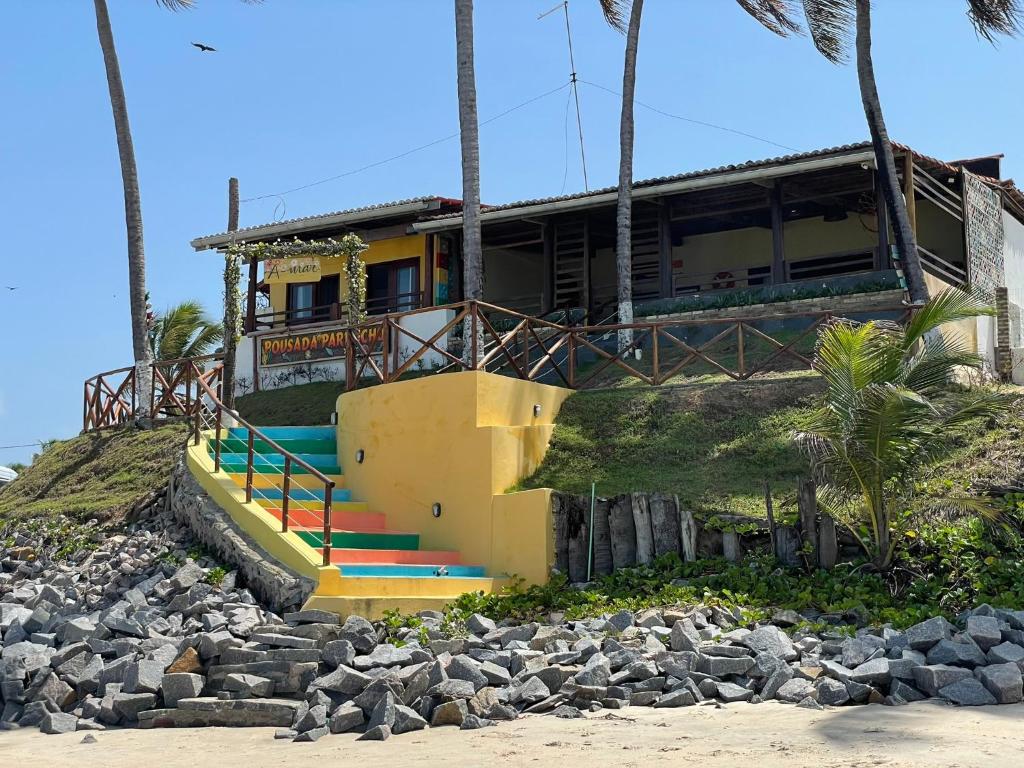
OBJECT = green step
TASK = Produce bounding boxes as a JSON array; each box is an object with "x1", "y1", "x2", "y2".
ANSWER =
[
  {"x1": 209, "y1": 437, "x2": 336, "y2": 455},
  {"x1": 296, "y1": 529, "x2": 420, "y2": 551}
]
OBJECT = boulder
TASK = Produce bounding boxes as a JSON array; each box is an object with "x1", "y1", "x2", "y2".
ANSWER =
[
  {"x1": 162, "y1": 673, "x2": 205, "y2": 708},
  {"x1": 975, "y1": 663, "x2": 1023, "y2": 704},
  {"x1": 938, "y1": 678, "x2": 997, "y2": 706}
]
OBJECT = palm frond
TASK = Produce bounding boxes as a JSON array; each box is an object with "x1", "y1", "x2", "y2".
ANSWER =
[
  {"x1": 154, "y1": 0, "x2": 196, "y2": 10},
  {"x1": 735, "y1": 0, "x2": 803, "y2": 36},
  {"x1": 922, "y1": 495, "x2": 1004, "y2": 522},
  {"x1": 800, "y1": 0, "x2": 856, "y2": 64},
  {"x1": 966, "y1": 0, "x2": 1024, "y2": 41},
  {"x1": 902, "y1": 287, "x2": 995, "y2": 348},
  {"x1": 598, "y1": 0, "x2": 629, "y2": 32}
]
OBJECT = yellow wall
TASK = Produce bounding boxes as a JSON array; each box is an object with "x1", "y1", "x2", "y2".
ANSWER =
[
  {"x1": 335, "y1": 372, "x2": 572, "y2": 584},
  {"x1": 268, "y1": 234, "x2": 428, "y2": 317}
]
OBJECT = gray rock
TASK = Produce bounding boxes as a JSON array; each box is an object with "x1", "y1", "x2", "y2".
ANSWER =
[
  {"x1": 740, "y1": 626, "x2": 798, "y2": 662},
  {"x1": 698, "y1": 655, "x2": 754, "y2": 677},
  {"x1": 966, "y1": 616, "x2": 1002, "y2": 652},
  {"x1": 976, "y1": 662, "x2": 1023, "y2": 704},
  {"x1": 428, "y1": 678, "x2": 477, "y2": 700},
  {"x1": 849, "y1": 658, "x2": 891, "y2": 686},
  {"x1": 112, "y1": 692, "x2": 156, "y2": 722},
  {"x1": 938, "y1": 677, "x2": 998, "y2": 706},
  {"x1": 224, "y1": 673, "x2": 274, "y2": 698},
  {"x1": 761, "y1": 666, "x2": 794, "y2": 700},
  {"x1": 890, "y1": 679, "x2": 926, "y2": 703},
  {"x1": 670, "y1": 620, "x2": 701, "y2": 653},
  {"x1": 293, "y1": 725, "x2": 329, "y2": 743},
  {"x1": 392, "y1": 704, "x2": 428, "y2": 734},
  {"x1": 912, "y1": 664, "x2": 973, "y2": 697},
  {"x1": 460, "y1": 714, "x2": 496, "y2": 729},
  {"x1": 294, "y1": 703, "x2": 328, "y2": 733},
  {"x1": 776, "y1": 678, "x2": 816, "y2": 703},
  {"x1": 987, "y1": 641, "x2": 1024, "y2": 666},
  {"x1": 123, "y1": 660, "x2": 165, "y2": 694},
  {"x1": 629, "y1": 691, "x2": 661, "y2": 706},
  {"x1": 162, "y1": 673, "x2": 205, "y2": 708},
  {"x1": 311, "y1": 665, "x2": 371, "y2": 696},
  {"x1": 818, "y1": 659, "x2": 853, "y2": 683},
  {"x1": 431, "y1": 699, "x2": 468, "y2": 727},
  {"x1": 551, "y1": 704, "x2": 583, "y2": 718},
  {"x1": 844, "y1": 680, "x2": 873, "y2": 704},
  {"x1": 905, "y1": 617, "x2": 952, "y2": 651},
  {"x1": 466, "y1": 613, "x2": 497, "y2": 635},
  {"x1": 815, "y1": 677, "x2": 850, "y2": 706},
  {"x1": 796, "y1": 696, "x2": 823, "y2": 710},
  {"x1": 326, "y1": 703, "x2": 364, "y2": 733},
  {"x1": 448, "y1": 655, "x2": 489, "y2": 691},
  {"x1": 40, "y1": 712, "x2": 79, "y2": 735},
  {"x1": 655, "y1": 689, "x2": 696, "y2": 707},
  {"x1": 357, "y1": 724, "x2": 391, "y2": 741},
  {"x1": 321, "y1": 640, "x2": 355, "y2": 669},
  {"x1": 926, "y1": 639, "x2": 987, "y2": 668},
  {"x1": 715, "y1": 682, "x2": 753, "y2": 703},
  {"x1": 284, "y1": 610, "x2": 339, "y2": 626}
]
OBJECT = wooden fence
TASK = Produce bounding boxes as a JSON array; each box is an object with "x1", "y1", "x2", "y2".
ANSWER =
[{"x1": 83, "y1": 355, "x2": 223, "y2": 431}]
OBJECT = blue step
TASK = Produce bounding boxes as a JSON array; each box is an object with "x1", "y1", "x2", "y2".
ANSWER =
[
  {"x1": 338, "y1": 564, "x2": 487, "y2": 578},
  {"x1": 219, "y1": 452, "x2": 340, "y2": 470},
  {"x1": 254, "y1": 487, "x2": 353, "y2": 503},
  {"x1": 228, "y1": 426, "x2": 336, "y2": 441}
]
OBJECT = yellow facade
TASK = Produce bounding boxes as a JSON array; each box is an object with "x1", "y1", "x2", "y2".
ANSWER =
[
  {"x1": 267, "y1": 233, "x2": 430, "y2": 317},
  {"x1": 335, "y1": 371, "x2": 572, "y2": 585}
]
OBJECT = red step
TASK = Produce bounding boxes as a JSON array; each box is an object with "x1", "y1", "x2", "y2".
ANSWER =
[{"x1": 264, "y1": 507, "x2": 386, "y2": 531}]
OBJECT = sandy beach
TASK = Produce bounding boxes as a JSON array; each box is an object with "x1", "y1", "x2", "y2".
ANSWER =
[{"x1": 2, "y1": 700, "x2": 1021, "y2": 768}]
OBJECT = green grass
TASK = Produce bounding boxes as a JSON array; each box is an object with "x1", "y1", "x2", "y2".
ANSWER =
[
  {"x1": 0, "y1": 423, "x2": 187, "y2": 524},
  {"x1": 518, "y1": 373, "x2": 824, "y2": 516},
  {"x1": 235, "y1": 381, "x2": 344, "y2": 426}
]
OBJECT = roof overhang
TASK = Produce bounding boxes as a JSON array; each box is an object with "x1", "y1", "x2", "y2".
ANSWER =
[
  {"x1": 412, "y1": 150, "x2": 879, "y2": 233},
  {"x1": 191, "y1": 198, "x2": 445, "y2": 251}
]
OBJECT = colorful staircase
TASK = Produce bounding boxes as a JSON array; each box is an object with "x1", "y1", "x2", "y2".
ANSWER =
[{"x1": 206, "y1": 425, "x2": 492, "y2": 613}]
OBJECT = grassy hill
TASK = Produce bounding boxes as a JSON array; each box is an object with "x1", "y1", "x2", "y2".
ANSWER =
[{"x1": 0, "y1": 423, "x2": 187, "y2": 524}]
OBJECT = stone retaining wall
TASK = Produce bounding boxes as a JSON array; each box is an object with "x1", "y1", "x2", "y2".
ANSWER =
[{"x1": 168, "y1": 460, "x2": 314, "y2": 614}]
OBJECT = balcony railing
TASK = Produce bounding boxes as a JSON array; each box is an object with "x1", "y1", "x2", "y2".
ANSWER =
[{"x1": 251, "y1": 290, "x2": 426, "y2": 331}]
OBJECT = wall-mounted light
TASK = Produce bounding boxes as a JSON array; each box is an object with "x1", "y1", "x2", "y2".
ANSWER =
[
  {"x1": 431, "y1": 503, "x2": 442, "y2": 518},
  {"x1": 533, "y1": 404, "x2": 542, "y2": 417},
  {"x1": 330, "y1": 412, "x2": 338, "y2": 425},
  {"x1": 355, "y1": 449, "x2": 365, "y2": 464}
]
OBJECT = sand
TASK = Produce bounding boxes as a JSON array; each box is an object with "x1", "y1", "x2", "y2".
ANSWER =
[{"x1": 1, "y1": 700, "x2": 1021, "y2": 768}]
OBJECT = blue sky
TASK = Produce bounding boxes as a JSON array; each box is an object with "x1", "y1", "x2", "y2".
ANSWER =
[{"x1": 1, "y1": 0, "x2": 1021, "y2": 465}]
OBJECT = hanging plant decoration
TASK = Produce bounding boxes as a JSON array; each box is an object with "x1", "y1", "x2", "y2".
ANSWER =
[
  {"x1": 226, "y1": 235, "x2": 369, "y2": 326},
  {"x1": 223, "y1": 250, "x2": 243, "y2": 343}
]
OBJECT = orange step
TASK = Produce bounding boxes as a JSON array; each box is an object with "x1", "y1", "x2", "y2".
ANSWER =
[
  {"x1": 325, "y1": 548, "x2": 464, "y2": 566},
  {"x1": 265, "y1": 507, "x2": 386, "y2": 531}
]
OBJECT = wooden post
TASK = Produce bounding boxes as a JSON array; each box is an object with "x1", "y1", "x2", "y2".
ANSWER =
[
  {"x1": 770, "y1": 181, "x2": 786, "y2": 283},
  {"x1": 736, "y1": 323, "x2": 745, "y2": 378},
  {"x1": 213, "y1": 406, "x2": 223, "y2": 473},
  {"x1": 591, "y1": 497, "x2": 613, "y2": 576},
  {"x1": 631, "y1": 493, "x2": 655, "y2": 565},
  {"x1": 424, "y1": 233, "x2": 435, "y2": 308},
  {"x1": 764, "y1": 479, "x2": 777, "y2": 554},
  {"x1": 542, "y1": 222, "x2": 555, "y2": 314},
  {"x1": 649, "y1": 492, "x2": 681, "y2": 558},
  {"x1": 875, "y1": 170, "x2": 892, "y2": 270},
  {"x1": 903, "y1": 153, "x2": 917, "y2": 235},
  {"x1": 222, "y1": 177, "x2": 240, "y2": 408},
  {"x1": 797, "y1": 476, "x2": 817, "y2": 567},
  {"x1": 722, "y1": 532, "x2": 740, "y2": 562},
  {"x1": 678, "y1": 501, "x2": 697, "y2": 562},
  {"x1": 322, "y1": 484, "x2": 333, "y2": 566},
  {"x1": 244, "y1": 431, "x2": 255, "y2": 504},
  {"x1": 658, "y1": 203, "x2": 672, "y2": 299},
  {"x1": 608, "y1": 494, "x2": 638, "y2": 569},
  {"x1": 817, "y1": 513, "x2": 838, "y2": 570},
  {"x1": 245, "y1": 255, "x2": 258, "y2": 333},
  {"x1": 281, "y1": 457, "x2": 291, "y2": 533}
]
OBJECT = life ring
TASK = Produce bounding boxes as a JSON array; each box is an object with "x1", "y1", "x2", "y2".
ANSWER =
[{"x1": 712, "y1": 271, "x2": 736, "y2": 290}]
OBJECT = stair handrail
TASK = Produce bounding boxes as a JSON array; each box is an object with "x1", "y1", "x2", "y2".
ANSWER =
[{"x1": 190, "y1": 360, "x2": 336, "y2": 566}]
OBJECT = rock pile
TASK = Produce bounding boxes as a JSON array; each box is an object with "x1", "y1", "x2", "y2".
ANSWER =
[{"x1": 4, "y1": 507, "x2": 1024, "y2": 742}]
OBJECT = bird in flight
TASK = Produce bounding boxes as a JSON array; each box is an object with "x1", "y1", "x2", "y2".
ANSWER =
[
  {"x1": 4, "y1": 286, "x2": 16, "y2": 291},
  {"x1": 191, "y1": 42, "x2": 216, "y2": 53}
]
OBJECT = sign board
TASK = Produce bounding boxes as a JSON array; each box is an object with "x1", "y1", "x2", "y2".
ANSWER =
[
  {"x1": 260, "y1": 325, "x2": 386, "y2": 367},
  {"x1": 264, "y1": 257, "x2": 322, "y2": 284}
]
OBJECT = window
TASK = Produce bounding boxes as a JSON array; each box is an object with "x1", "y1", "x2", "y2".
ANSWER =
[
  {"x1": 366, "y1": 259, "x2": 421, "y2": 315},
  {"x1": 286, "y1": 275, "x2": 340, "y2": 322}
]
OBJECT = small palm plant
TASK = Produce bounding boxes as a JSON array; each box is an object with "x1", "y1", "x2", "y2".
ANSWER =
[
  {"x1": 150, "y1": 300, "x2": 223, "y2": 362},
  {"x1": 796, "y1": 288, "x2": 1014, "y2": 570}
]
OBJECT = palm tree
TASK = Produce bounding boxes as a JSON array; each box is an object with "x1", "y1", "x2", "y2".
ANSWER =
[
  {"x1": 150, "y1": 301, "x2": 224, "y2": 362},
  {"x1": 455, "y1": 0, "x2": 484, "y2": 364},
  {"x1": 600, "y1": 1, "x2": 798, "y2": 350},
  {"x1": 746, "y1": 0, "x2": 1022, "y2": 304},
  {"x1": 92, "y1": 0, "x2": 260, "y2": 416},
  {"x1": 796, "y1": 288, "x2": 1013, "y2": 570}
]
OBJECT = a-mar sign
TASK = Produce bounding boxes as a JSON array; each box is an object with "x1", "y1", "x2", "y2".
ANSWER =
[
  {"x1": 264, "y1": 257, "x2": 322, "y2": 284},
  {"x1": 260, "y1": 326, "x2": 386, "y2": 366}
]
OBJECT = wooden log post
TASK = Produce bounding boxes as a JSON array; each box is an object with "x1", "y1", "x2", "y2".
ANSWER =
[
  {"x1": 631, "y1": 493, "x2": 655, "y2": 565},
  {"x1": 722, "y1": 531, "x2": 741, "y2": 562},
  {"x1": 552, "y1": 493, "x2": 570, "y2": 576},
  {"x1": 797, "y1": 477, "x2": 818, "y2": 568},
  {"x1": 566, "y1": 499, "x2": 589, "y2": 583},
  {"x1": 764, "y1": 479, "x2": 777, "y2": 553},
  {"x1": 609, "y1": 494, "x2": 637, "y2": 570},
  {"x1": 818, "y1": 513, "x2": 839, "y2": 570},
  {"x1": 678, "y1": 502, "x2": 698, "y2": 562},
  {"x1": 591, "y1": 497, "x2": 614, "y2": 576},
  {"x1": 649, "y1": 492, "x2": 681, "y2": 559},
  {"x1": 774, "y1": 525, "x2": 802, "y2": 566}
]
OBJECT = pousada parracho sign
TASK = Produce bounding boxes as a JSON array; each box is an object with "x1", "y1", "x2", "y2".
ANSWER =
[{"x1": 260, "y1": 325, "x2": 385, "y2": 366}]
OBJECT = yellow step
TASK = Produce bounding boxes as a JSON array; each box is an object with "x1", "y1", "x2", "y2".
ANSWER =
[
  {"x1": 227, "y1": 473, "x2": 345, "y2": 490},
  {"x1": 251, "y1": 498, "x2": 370, "y2": 515},
  {"x1": 328, "y1": 575, "x2": 495, "y2": 598}
]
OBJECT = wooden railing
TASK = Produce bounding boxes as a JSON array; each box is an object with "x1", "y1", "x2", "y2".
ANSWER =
[
  {"x1": 83, "y1": 355, "x2": 224, "y2": 431},
  {"x1": 918, "y1": 246, "x2": 968, "y2": 288},
  {"x1": 190, "y1": 372, "x2": 336, "y2": 566}
]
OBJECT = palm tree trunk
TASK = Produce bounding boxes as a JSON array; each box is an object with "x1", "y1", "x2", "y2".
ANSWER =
[
  {"x1": 455, "y1": 0, "x2": 484, "y2": 365},
  {"x1": 93, "y1": 0, "x2": 153, "y2": 416},
  {"x1": 615, "y1": 0, "x2": 643, "y2": 351},
  {"x1": 855, "y1": 0, "x2": 927, "y2": 303},
  {"x1": 221, "y1": 177, "x2": 240, "y2": 409}
]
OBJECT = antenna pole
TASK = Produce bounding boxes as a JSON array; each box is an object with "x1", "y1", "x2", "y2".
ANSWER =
[{"x1": 540, "y1": 1, "x2": 590, "y2": 191}]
